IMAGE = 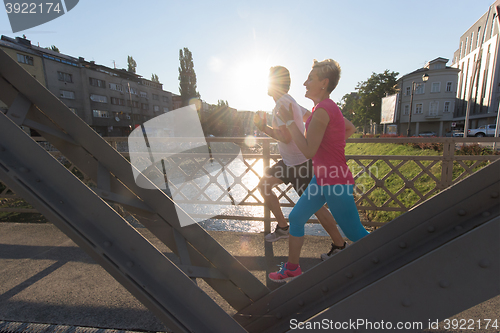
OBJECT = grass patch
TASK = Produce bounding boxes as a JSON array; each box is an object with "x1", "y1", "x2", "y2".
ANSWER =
[{"x1": 346, "y1": 141, "x2": 495, "y2": 224}]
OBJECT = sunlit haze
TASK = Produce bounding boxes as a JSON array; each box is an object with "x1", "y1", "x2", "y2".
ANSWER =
[{"x1": 0, "y1": 0, "x2": 492, "y2": 112}]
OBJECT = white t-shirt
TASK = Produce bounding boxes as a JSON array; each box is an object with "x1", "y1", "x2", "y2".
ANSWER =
[{"x1": 272, "y1": 94, "x2": 309, "y2": 166}]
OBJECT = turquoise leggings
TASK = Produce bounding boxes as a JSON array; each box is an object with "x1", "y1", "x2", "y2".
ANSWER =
[{"x1": 289, "y1": 176, "x2": 369, "y2": 240}]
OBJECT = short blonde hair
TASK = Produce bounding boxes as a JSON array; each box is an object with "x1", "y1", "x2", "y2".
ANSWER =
[
  {"x1": 269, "y1": 66, "x2": 291, "y2": 93},
  {"x1": 312, "y1": 59, "x2": 341, "y2": 93}
]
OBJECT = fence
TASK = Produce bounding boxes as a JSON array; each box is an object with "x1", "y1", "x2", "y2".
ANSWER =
[{"x1": 1, "y1": 136, "x2": 499, "y2": 232}]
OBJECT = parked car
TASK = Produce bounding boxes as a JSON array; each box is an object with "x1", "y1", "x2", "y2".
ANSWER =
[
  {"x1": 467, "y1": 124, "x2": 497, "y2": 137},
  {"x1": 445, "y1": 130, "x2": 464, "y2": 137},
  {"x1": 416, "y1": 131, "x2": 437, "y2": 137}
]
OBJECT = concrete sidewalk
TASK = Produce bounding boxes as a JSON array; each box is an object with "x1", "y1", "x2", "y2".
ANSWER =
[
  {"x1": 0, "y1": 223, "x2": 498, "y2": 332},
  {"x1": 0, "y1": 222, "x2": 332, "y2": 332}
]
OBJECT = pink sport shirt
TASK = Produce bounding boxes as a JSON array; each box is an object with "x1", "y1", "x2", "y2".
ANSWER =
[{"x1": 305, "y1": 99, "x2": 354, "y2": 186}]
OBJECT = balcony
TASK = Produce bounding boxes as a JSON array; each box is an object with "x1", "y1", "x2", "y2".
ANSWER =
[{"x1": 425, "y1": 112, "x2": 442, "y2": 119}]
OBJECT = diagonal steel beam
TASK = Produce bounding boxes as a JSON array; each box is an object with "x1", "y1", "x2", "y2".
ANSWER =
[
  {"x1": 310, "y1": 217, "x2": 499, "y2": 333},
  {"x1": 0, "y1": 48, "x2": 269, "y2": 313},
  {"x1": 0, "y1": 112, "x2": 246, "y2": 333},
  {"x1": 236, "y1": 159, "x2": 500, "y2": 332}
]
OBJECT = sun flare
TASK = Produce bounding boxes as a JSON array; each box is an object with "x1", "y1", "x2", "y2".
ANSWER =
[{"x1": 230, "y1": 57, "x2": 272, "y2": 111}]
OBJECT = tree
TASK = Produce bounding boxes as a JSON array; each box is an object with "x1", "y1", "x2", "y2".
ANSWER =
[
  {"x1": 45, "y1": 45, "x2": 60, "y2": 53},
  {"x1": 339, "y1": 92, "x2": 360, "y2": 122},
  {"x1": 340, "y1": 70, "x2": 399, "y2": 132},
  {"x1": 151, "y1": 73, "x2": 160, "y2": 83},
  {"x1": 217, "y1": 100, "x2": 229, "y2": 107},
  {"x1": 355, "y1": 70, "x2": 399, "y2": 126},
  {"x1": 127, "y1": 56, "x2": 137, "y2": 73},
  {"x1": 178, "y1": 47, "x2": 200, "y2": 106}
]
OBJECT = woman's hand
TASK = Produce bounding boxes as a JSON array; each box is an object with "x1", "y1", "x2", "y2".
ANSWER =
[{"x1": 277, "y1": 103, "x2": 294, "y2": 123}]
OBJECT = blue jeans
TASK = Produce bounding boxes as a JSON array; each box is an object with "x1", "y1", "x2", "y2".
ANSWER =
[{"x1": 289, "y1": 176, "x2": 369, "y2": 241}]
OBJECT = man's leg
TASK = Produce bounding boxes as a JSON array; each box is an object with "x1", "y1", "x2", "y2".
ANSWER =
[
  {"x1": 314, "y1": 206, "x2": 345, "y2": 246},
  {"x1": 257, "y1": 175, "x2": 287, "y2": 228}
]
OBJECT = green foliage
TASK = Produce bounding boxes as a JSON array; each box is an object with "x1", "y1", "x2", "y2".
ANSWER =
[
  {"x1": 339, "y1": 70, "x2": 399, "y2": 130},
  {"x1": 178, "y1": 47, "x2": 200, "y2": 106},
  {"x1": 127, "y1": 55, "x2": 137, "y2": 73},
  {"x1": 217, "y1": 100, "x2": 229, "y2": 107},
  {"x1": 345, "y1": 142, "x2": 496, "y2": 224},
  {"x1": 456, "y1": 144, "x2": 500, "y2": 156},
  {"x1": 45, "y1": 45, "x2": 60, "y2": 53}
]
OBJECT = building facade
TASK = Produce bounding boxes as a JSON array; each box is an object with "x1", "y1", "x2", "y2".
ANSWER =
[
  {"x1": 452, "y1": 1, "x2": 500, "y2": 130},
  {"x1": 1, "y1": 35, "x2": 174, "y2": 137},
  {"x1": 397, "y1": 57, "x2": 460, "y2": 136}
]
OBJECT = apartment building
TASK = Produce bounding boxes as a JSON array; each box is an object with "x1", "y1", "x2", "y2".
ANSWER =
[
  {"x1": 452, "y1": 1, "x2": 500, "y2": 129},
  {"x1": 0, "y1": 35, "x2": 174, "y2": 137},
  {"x1": 397, "y1": 57, "x2": 460, "y2": 136}
]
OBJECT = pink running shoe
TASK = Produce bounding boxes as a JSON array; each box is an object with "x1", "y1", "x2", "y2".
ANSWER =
[{"x1": 268, "y1": 262, "x2": 302, "y2": 283}]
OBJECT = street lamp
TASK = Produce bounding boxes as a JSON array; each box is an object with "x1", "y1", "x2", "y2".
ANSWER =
[
  {"x1": 407, "y1": 73, "x2": 429, "y2": 137},
  {"x1": 364, "y1": 102, "x2": 374, "y2": 135}
]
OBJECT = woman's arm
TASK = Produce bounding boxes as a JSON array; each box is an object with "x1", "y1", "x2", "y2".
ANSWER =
[
  {"x1": 280, "y1": 106, "x2": 329, "y2": 159},
  {"x1": 303, "y1": 112, "x2": 354, "y2": 139},
  {"x1": 303, "y1": 110, "x2": 312, "y2": 122},
  {"x1": 263, "y1": 124, "x2": 292, "y2": 143},
  {"x1": 253, "y1": 112, "x2": 292, "y2": 143}
]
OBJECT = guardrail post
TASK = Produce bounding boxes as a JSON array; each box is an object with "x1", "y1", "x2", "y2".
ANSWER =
[
  {"x1": 262, "y1": 139, "x2": 271, "y2": 234},
  {"x1": 440, "y1": 139, "x2": 454, "y2": 189}
]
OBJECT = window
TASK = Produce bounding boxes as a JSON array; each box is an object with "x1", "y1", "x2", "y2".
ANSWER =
[
  {"x1": 89, "y1": 77, "x2": 106, "y2": 88},
  {"x1": 17, "y1": 53, "x2": 33, "y2": 65},
  {"x1": 465, "y1": 37, "x2": 468, "y2": 54},
  {"x1": 111, "y1": 97, "x2": 125, "y2": 106},
  {"x1": 90, "y1": 94, "x2": 108, "y2": 103},
  {"x1": 433, "y1": 64, "x2": 443, "y2": 70},
  {"x1": 415, "y1": 83, "x2": 425, "y2": 94},
  {"x1": 431, "y1": 82, "x2": 441, "y2": 93},
  {"x1": 404, "y1": 105, "x2": 409, "y2": 115},
  {"x1": 153, "y1": 105, "x2": 160, "y2": 112},
  {"x1": 446, "y1": 82, "x2": 453, "y2": 92},
  {"x1": 477, "y1": 26, "x2": 481, "y2": 48},
  {"x1": 163, "y1": 107, "x2": 169, "y2": 113},
  {"x1": 163, "y1": 96, "x2": 169, "y2": 103},
  {"x1": 60, "y1": 90, "x2": 75, "y2": 99},
  {"x1": 153, "y1": 94, "x2": 159, "y2": 101},
  {"x1": 58, "y1": 71, "x2": 73, "y2": 83},
  {"x1": 470, "y1": 32, "x2": 474, "y2": 52},
  {"x1": 109, "y1": 83, "x2": 123, "y2": 92},
  {"x1": 443, "y1": 101, "x2": 451, "y2": 113},
  {"x1": 140, "y1": 91, "x2": 148, "y2": 98},
  {"x1": 429, "y1": 101, "x2": 439, "y2": 116},
  {"x1": 93, "y1": 110, "x2": 109, "y2": 118},
  {"x1": 126, "y1": 114, "x2": 131, "y2": 120},
  {"x1": 127, "y1": 86, "x2": 138, "y2": 95},
  {"x1": 405, "y1": 87, "x2": 411, "y2": 96},
  {"x1": 460, "y1": 41, "x2": 464, "y2": 58},
  {"x1": 141, "y1": 103, "x2": 149, "y2": 110},
  {"x1": 492, "y1": 14, "x2": 497, "y2": 38},
  {"x1": 415, "y1": 103, "x2": 423, "y2": 114},
  {"x1": 127, "y1": 100, "x2": 139, "y2": 108}
]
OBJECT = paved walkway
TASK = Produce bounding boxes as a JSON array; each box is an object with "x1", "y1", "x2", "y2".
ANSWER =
[{"x1": 0, "y1": 223, "x2": 498, "y2": 332}]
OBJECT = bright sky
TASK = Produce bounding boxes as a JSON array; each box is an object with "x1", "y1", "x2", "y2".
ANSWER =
[{"x1": 0, "y1": 0, "x2": 493, "y2": 112}]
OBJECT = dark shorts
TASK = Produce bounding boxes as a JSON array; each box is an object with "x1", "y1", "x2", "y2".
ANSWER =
[{"x1": 265, "y1": 159, "x2": 313, "y2": 196}]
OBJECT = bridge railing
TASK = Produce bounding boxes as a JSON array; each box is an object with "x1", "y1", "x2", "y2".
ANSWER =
[{"x1": 1, "y1": 136, "x2": 499, "y2": 232}]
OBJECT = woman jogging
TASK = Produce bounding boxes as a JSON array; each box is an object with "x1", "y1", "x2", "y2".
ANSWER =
[{"x1": 269, "y1": 59, "x2": 369, "y2": 282}]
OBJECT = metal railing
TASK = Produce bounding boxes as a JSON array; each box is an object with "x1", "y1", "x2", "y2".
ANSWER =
[{"x1": 1, "y1": 136, "x2": 499, "y2": 231}]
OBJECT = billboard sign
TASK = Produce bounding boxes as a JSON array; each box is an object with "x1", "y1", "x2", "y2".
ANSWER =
[{"x1": 380, "y1": 94, "x2": 398, "y2": 124}]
